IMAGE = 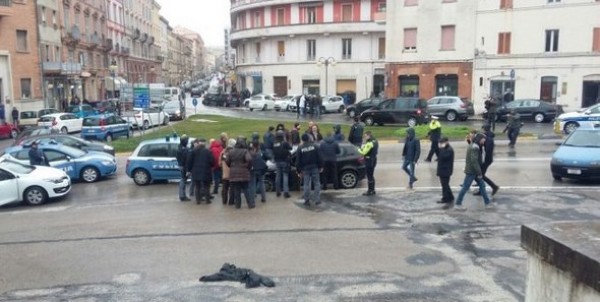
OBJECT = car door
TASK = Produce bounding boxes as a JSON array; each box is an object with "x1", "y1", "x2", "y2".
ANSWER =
[
  {"x1": 138, "y1": 143, "x2": 173, "y2": 179},
  {"x1": 0, "y1": 169, "x2": 19, "y2": 205},
  {"x1": 0, "y1": 124, "x2": 9, "y2": 138},
  {"x1": 43, "y1": 149, "x2": 77, "y2": 178},
  {"x1": 375, "y1": 100, "x2": 395, "y2": 124},
  {"x1": 517, "y1": 100, "x2": 534, "y2": 120},
  {"x1": 427, "y1": 97, "x2": 442, "y2": 116},
  {"x1": 70, "y1": 114, "x2": 83, "y2": 132}
]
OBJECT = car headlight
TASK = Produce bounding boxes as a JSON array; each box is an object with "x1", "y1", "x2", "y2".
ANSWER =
[
  {"x1": 104, "y1": 145, "x2": 114, "y2": 151},
  {"x1": 176, "y1": 110, "x2": 181, "y2": 115},
  {"x1": 101, "y1": 160, "x2": 114, "y2": 166}
]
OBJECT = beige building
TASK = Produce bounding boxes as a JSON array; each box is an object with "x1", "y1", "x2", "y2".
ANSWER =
[
  {"x1": 123, "y1": 0, "x2": 159, "y2": 83},
  {"x1": 174, "y1": 26, "x2": 205, "y2": 78}
]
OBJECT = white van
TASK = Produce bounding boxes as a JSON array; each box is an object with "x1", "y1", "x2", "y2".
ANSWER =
[{"x1": 164, "y1": 87, "x2": 182, "y2": 102}]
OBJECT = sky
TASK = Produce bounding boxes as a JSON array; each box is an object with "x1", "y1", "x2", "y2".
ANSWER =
[{"x1": 157, "y1": 0, "x2": 230, "y2": 48}]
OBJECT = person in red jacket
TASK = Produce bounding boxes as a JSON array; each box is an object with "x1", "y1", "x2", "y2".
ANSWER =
[{"x1": 210, "y1": 139, "x2": 224, "y2": 195}]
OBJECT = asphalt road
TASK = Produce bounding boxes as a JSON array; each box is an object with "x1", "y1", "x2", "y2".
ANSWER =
[{"x1": 1, "y1": 139, "x2": 598, "y2": 301}]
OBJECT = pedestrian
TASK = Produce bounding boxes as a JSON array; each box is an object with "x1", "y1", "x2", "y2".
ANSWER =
[
  {"x1": 348, "y1": 117, "x2": 364, "y2": 147},
  {"x1": 425, "y1": 116, "x2": 441, "y2": 162},
  {"x1": 188, "y1": 139, "x2": 198, "y2": 197},
  {"x1": 307, "y1": 124, "x2": 323, "y2": 143},
  {"x1": 299, "y1": 94, "x2": 306, "y2": 118},
  {"x1": 187, "y1": 138, "x2": 214, "y2": 204},
  {"x1": 308, "y1": 95, "x2": 315, "y2": 118},
  {"x1": 226, "y1": 137, "x2": 254, "y2": 209},
  {"x1": 296, "y1": 133, "x2": 323, "y2": 206},
  {"x1": 476, "y1": 124, "x2": 500, "y2": 196},
  {"x1": 275, "y1": 123, "x2": 291, "y2": 142},
  {"x1": 503, "y1": 109, "x2": 522, "y2": 148},
  {"x1": 358, "y1": 131, "x2": 378, "y2": 196},
  {"x1": 176, "y1": 135, "x2": 191, "y2": 202},
  {"x1": 249, "y1": 141, "x2": 268, "y2": 204},
  {"x1": 273, "y1": 130, "x2": 292, "y2": 198},
  {"x1": 314, "y1": 95, "x2": 322, "y2": 118},
  {"x1": 333, "y1": 124, "x2": 345, "y2": 142},
  {"x1": 484, "y1": 98, "x2": 498, "y2": 131},
  {"x1": 263, "y1": 126, "x2": 275, "y2": 159},
  {"x1": 290, "y1": 122, "x2": 301, "y2": 148},
  {"x1": 320, "y1": 132, "x2": 340, "y2": 190},
  {"x1": 436, "y1": 137, "x2": 454, "y2": 205},
  {"x1": 219, "y1": 132, "x2": 229, "y2": 149},
  {"x1": 28, "y1": 141, "x2": 48, "y2": 166},
  {"x1": 11, "y1": 107, "x2": 19, "y2": 127},
  {"x1": 220, "y1": 138, "x2": 236, "y2": 205},
  {"x1": 210, "y1": 139, "x2": 224, "y2": 195},
  {"x1": 402, "y1": 127, "x2": 420, "y2": 190},
  {"x1": 453, "y1": 133, "x2": 494, "y2": 211}
]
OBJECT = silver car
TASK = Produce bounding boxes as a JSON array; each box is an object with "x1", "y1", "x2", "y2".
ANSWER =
[{"x1": 426, "y1": 96, "x2": 474, "y2": 121}]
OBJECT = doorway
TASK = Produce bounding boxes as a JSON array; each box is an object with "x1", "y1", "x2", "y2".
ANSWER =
[
  {"x1": 302, "y1": 80, "x2": 320, "y2": 95},
  {"x1": 490, "y1": 80, "x2": 515, "y2": 106},
  {"x1": 273, "y1": 76, "x2": 287, "y2": 97},
  {"x1": 582, "y1": 74, "x2": 600, "y2": 108},
  {"x1": 540, "y1": 76, "x2": 557, "y2": 102}
]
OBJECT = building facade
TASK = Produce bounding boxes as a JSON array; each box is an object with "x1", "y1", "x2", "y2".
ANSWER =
[
  {"x1": 174, "y1": 26, "x2": 205, "y2": 79},
  {"x1": 38, "y1": 0, "x2": 67, "y2": 109},
  {"x1": 105, "y1": 0, "x2": 128, "y2": 98},
  {"x1": 473, "y1": 0, "x2": 600, "y2": 112},
  {"x1": 230, "y1": 0, "x2": 387, "y2": 98},
  {"x1": 0, "y1": 0, "x2": 44, "y2": 118},
  {"x1": 123, "y1": 0, "x2": 158, "y2": 83}
]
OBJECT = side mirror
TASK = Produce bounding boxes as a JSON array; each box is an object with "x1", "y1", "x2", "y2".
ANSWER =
[
  {"x1": 584, "y1": 110, "x2": 592, "y2": 115},
  {"x1": 66, "y1": 156, "x2": 72, "y2": 161}
]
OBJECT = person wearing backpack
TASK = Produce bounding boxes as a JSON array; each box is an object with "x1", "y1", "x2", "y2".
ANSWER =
[
  {"x1": 249, "y1": 141, "x2": 268, "y2": 204},
  {"x1": 348, "y1": 117, "x2": 364, "y2": 147}
]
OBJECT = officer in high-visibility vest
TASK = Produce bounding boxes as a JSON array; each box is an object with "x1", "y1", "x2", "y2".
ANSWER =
[
  {"x1": 425, "y1": 115, "x2": 442, "y2": 162},
  {"x1": 358, "y1": 131, "x2": 379, "y2": 196}
]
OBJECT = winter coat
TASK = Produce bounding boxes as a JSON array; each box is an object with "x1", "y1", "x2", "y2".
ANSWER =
[
  {"x1": 226, "y1": 146, "x2": 252, "y2": 182},
  {"x1": 319, "y1": 136, "x2": 340, "y2": 162},
  {"x1": 290, "y1": 129, "x2": 300, "y2": 145},
  {"x1": 464, "y1": 143, "x2": 483, "y2": 176},
  {"x1": 250, "y1": 148, "x2": 268, "y2": 174},
  {"x1": 220, "y1": 149, "x2": 231, "y2": 180},
  {"x1": 296, "y1": 142, "x2": 323, "y2": 173},
  {"x1": 200, "y1": 263, "x2": 275, "y2": 288},
  {"x1": 176, "y1": 144, "x2": 188, "y2": 167},
  {"x1": 402, "y1": 128, "x2": 421, "y2": 162},
  {"x1": 272, "y1": 140, "x2": 292, "y2": 162},
  {"x1": 348, "y1": 122, "x2": 364, "y2": 145},
  {"x1": 209, "y1": 141, "x2": 224, "y2": 170},
  {"x1": 307, "y1": 131, "x2": 323, "y2": 143},
  {"x1": 482, "y1": 130, "x2": 495, "y2": 165},
  {"x1": 263, "y1": 131, "x2": 275, "y2": 150},
  {"x1": 427, "y1": 120, "x2": 442, "y2": 142},
  {"x1": 436, "y1": 144, "x2": 454, "y2": 177},
  {"x1": 187, "y1": 146, "x2": 214, "y2": 182}
]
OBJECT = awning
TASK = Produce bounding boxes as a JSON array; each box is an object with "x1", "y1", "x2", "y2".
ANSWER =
[{"x1": 105, "y1": 77, "x2": 128, "y2": 91}]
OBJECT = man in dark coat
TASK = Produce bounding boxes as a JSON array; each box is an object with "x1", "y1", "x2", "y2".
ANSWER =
[
  {"x1": 176, "y1": 135, "x2": 191, "y2": 202},
  {"x1": 484, "y1": 98, "x2": 498, "y2": 131},
  {"x1": 187, "y1": 139, "x2": 214, "y2": 204},
  {"x1": 348, "y1": 117, "x2": 364, "y2": 147},
  {"x1": 28, "y1": 141, "x2": 48, "y2": 166},
  {"x1": 436, "y1": 137, "x2": 454, "y2": 204},
  {"x1": 273, "y1": 131, "x2": 292, "y2": 198},
  {"x1": 263, "y1": 126, "x2": 275, "y2": 159},
  {"x1": 11, "y1": 107, "x2": 19, "y2": 127},
  {"x1": 504, "y1": 110, "x2": 522, "y2": 148},
  {"x1": 290, "y1": 123, "x2": 301, "y2": 147},
  {"x1": 402, "y1": 127, "x2": 420, "y2": 189},
  {"x1": 333, "y1": 124, "x2": 344, "y2": 142},
  {"x1": 296, "y1": 133, "x2": 323, "y2": 206},
  {"x1": 319, "y1": 132, "x2": 340, "y2": 190},
  {"x1": 476, "y1": 124, "x2": 499, "y2": 196},
  {"x1": 453, "y1": 133, "x2": 493, "y2": 211}
]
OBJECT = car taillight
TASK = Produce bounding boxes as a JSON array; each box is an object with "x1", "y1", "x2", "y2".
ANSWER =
[
  {"x1": 52, "y1": 118, "x2": 57, "y2": 126},
  {"x1": 460, "y1": 103, "x2": 466, "y2": 108},
  {"x1": 358, "y1": 156, "x2": 365, "y2": 165},
  {"x1": 416, "y1": 109, "x2": 422, "y2": 115}
]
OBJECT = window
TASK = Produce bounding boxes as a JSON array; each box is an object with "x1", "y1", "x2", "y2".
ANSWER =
[
  {"x1": 545, "y1": 29, "x2": 559, "y2": 52},
  {"x1": 41, "y1": 7, "x2": 46, "y2": 24},
  {"x1": 342, "y1": 38, "x2": 352, "y2": 59},
  {"x1": 378, "y1": 37, "x2": 385, "y2": 59},
  {"x1": 593, "y1": 28, "x2": 600, "y2": 52},
  {"x1": 20, "y1": 79, "x2": 32, "y2": 99},
  {"x1": 404, "y1": 0, "x2": 418, "y2": 6},
  {"x1": 497, "y1": 32, "x2": 511, "y2": 54},
  {"x1": 399, "y1": 75, "x2": 419, "y2": 97},
  {"x1": 500, "y1": 0, "x2": 513, "y2": 9},
  {"x1": 404, "y1": 28, "x2": 417, "y2": 51},
  {"x1": 441, "y1": 25, "x2": 455, "y2": 50},
  {"x1": 341, "y1": 4, "x2": 353, "y2": 22},
  {"x1": 63, "y1": 5, "x2": 70, "y2": 29},
  {"x1": 305, "y1": 7, "x2": 316, "y2": 24},
  {"x1": 540, "y1": 76, "x2": 558, "y2": 102},
  {"x1": 55, "y1": 46, "x2": 60, "y2": 61},
  {"x1": 138, "y1": 143, "x2": 170, "y2": 157},
  {"x1": 276, "y1": 8, "x2": 285, "y2": 26},
  {"x1": 435, "y1": 75, "x2": 458, "y2": 96},
  {"x1": 547, "y1": 0, "x2": 561, "y2": 3},
  {"x1": 44, "y1": 45, "x2": 49, "y2": 61},
  {"x1": 253, "y1": 11, "x2": 262, "y2": 27},
  {"x1": 378, "y1": 1, "x2": 387, "y2": 11},
  {"x1": 52, "y1": 10, "x2": 57, "y2": 26},
  {"x1": 307, "y1": 39, "x2": 316, "y2": 61},
  {"x1": 16, "y1": 30, "x2": 28, "y2": 52},
  {"x1": 255, "y1": 42, "x2": 261, "y2": 62},
  {"x1": 277, "y1": 40, "x2": 285, "y2": 60}
]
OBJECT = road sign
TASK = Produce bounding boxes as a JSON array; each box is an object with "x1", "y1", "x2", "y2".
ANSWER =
[
  {"x1": 133, "y1": 85, "x2": 150, "y2": 109},
  {"x1": 192, "y1": 98, "x2": 198, "y2": 107}
]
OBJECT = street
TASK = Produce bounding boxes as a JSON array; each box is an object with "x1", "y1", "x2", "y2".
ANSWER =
[{"x1": 1, "y1": 131, "x2": 599, "y2": 301}]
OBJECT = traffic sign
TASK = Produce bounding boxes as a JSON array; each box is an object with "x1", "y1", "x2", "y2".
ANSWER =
[{"x1": 192, "y1": 98, "x2": 198, "y2": 107}]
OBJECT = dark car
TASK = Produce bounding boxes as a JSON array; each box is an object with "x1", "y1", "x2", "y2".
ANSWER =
[
  {"x1": 486, "y1": 99, "x2": 563, "y2": 123},
  {"x1": 14, "y1": 126, "x2": 56, "y2": 143},
  {"x1": 264, "y1": 143, "x2": 366, "y2": 192},
  {"x1": 90, "y1": 100, "x2": 118, "y2": 114},
  {"x1": 360, "y1": 97, "x2": 429, "y2": 127},
  {"x1": 191, "y1": 87, "x2": 203, "y2": 97},
  {"x1": 345, "y1": 97, "x2": 383, "y2": 118},
  {"x1": 13, "y1": 134, "x2": 115, "y2": 155},
  {"x1": 224, "y1": 93, "x2": 241, "y2": 107}
]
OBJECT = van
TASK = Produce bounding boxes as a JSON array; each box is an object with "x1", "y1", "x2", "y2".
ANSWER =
[
  {"x1": 19, "y1": 108, "x2": 60, "y2": 130},
  {"x1": 164, "y1": 87, "x2": 182, "y2": 102}
]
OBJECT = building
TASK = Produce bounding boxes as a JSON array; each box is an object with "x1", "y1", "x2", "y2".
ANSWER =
[
  {"x1": 38, "y1": 0, "x2": 68, "y2": 110},
  {"x1": 157, "y1": 15, "x2": 169, "y2": 83},
  {"x1": 166, "y1": 26, "x2": 182, "y2": 86},
  {"x1": 229, "y1": 0, "x2": 387, "y2": 98},
  {"x1": 473, "y1": 0, "x2": 600, "y2": 111},
  {"x1": 174, "y1": 26, "x2": 205, "y2": 79},
  {"x1": 150, "y1": 0, "x2": 163, "y2": 83},
  {"x1": 105, "y1": 0, "x2": 128, "y2": 98},
  {"x1": 0, "y1": 0, "x2": 44, "y2": 119},
  {"x1": 122, "y1": 0, "x2": 159, "y2": 83},
  {"x1": 385, "y1": 0, "x2": 476, "y2": 102}
]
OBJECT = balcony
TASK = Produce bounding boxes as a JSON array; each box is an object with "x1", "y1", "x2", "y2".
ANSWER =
[
  {"x1": 0, "y1": 0, "x2": 12, "y2": 17},
  {"x1": 60, "y1": 62, "x2": 83, "y2": 76},
  {"x1": 230, "y1": 21, "x2": 384, "y2": 41},
  {"x1": 42, "y1": 61, "x2": 62, "y2": 74},
  {"x1": 132, "y1": 28, "x2": 140, "y2": 40},
  {"x1": 373, "y1": 11, "x2": 386, "y2": 24},
  {"x1": 62, "y1": 25, "x2": 81, "y2": 46},
  {"x1": 104, "y1": 38, "x2": 113, "y2": 51},
  {"x1": 140, "y1": 33, "x2": 148, "y2": 43}
]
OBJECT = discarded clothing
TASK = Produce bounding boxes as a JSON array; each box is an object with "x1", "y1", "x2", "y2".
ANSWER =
[{"x1": 199, "y1": 263, "x2": 275, "y2": 288}]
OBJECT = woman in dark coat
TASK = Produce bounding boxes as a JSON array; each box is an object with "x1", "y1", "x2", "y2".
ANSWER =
[{"x1": 226, "y1": 137, "x2": 254, "y2": 209}]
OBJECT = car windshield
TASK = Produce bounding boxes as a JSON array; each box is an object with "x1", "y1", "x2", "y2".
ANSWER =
[
  {"x1": 563, "y1": 130, "x2": 600, "y2": 148},
  {"x1": 83, "y1": 118, "x2": 101, "y2": 126},
  {"x1": 164, "y1": 102, "x2": 179, "y2": 109},
  {"x1": 0, "y1": 160, "x2": 34, "y2": 174},
  {"x1": 251, "y1": 96, "x2": 262, "y2": 100}
]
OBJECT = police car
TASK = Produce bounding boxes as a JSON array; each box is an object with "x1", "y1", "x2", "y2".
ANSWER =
[
  {"x1": 126, "y1": 135, "x2": 193, "y2": 185},
  {"x1": 81, "y1": 114, "x2": 132, "y2": 142},
  {"x1": 2, "y1": 142, "x2": 117, "y2": 183},
  {"x1": 554, "y1": 103, "x2": 600, "y2": 134}
]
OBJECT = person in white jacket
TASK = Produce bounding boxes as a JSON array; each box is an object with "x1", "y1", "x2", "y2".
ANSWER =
[{"x1": 299, "y1": 94, "x2": 306, "y2": 118}]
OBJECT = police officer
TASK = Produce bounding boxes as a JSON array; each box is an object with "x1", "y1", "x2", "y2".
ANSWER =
[
  {"x1": 272, "y1": 130, "x2": 292, "y2": 198},
  {"x1": 503, "y1": 109, "x2": 522, "y2": 148},
  {"x1": 348, "y1": 116, "x2": 364, "y2": 147},
  {"x1": 296, "y1": 133, "x2": 323, "y2": 206},
  {"x1": 358, "y1": 131, "x2": 378, "y2": 196},
  {"x1": 320, "y1": 132, "x2": 341, "y2": 190},
  {"x1": 425, "y1": 115, "x2": 441, "y2": 162},
  {"x1": 176, "y1": 135, "x2": 191, "y2": 202},
  {"x1": 28, "y1": 141, "x2": 48, "y2": 166}
]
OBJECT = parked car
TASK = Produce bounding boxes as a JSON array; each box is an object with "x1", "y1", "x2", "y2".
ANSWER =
[
  {"x1": 224, "y1": 93, "x2": 242, "y2": 107},
  {"x1": 264, "y1": 143, "x2": 366, "y2": 191},
  {"x1": 190, "y1": 87, "x2": 203, "y2": 97},
  {"x1": 123, "y1": 107, "x2": 168, "y2": 129},
  {"x1": 66, "y1": 104, "x2": 97, "y2": 118},
  {"x1": 0, "y1": 122, "x2": 19, "y2": 140},
  {"x1": 426, "y1": 96, "x2": 473, "y2": 121},
  {"x1": 19, "y1": 108, "x2": 60, "y2": 130},
  {"x1": 0, "y1": 159, "x2": 71, "y2": 206},
  {"x1": 3, "y1": 142, "x2": 117, "y2": 183},
  {"x1": 81, "y1": 114, "x2": 132, "y2": 142},
  {"x1": 345, "y1": 97, "x2": 383, "y2": 118},
  {"x1": 244, "y1": 93, "x2": 280, "y2": 108},
  {"x1": 14, "y1": 134, "x2": 115, "y2": 156},
  {"x1": 38, "y1": 113, "x2": 83, "y2": 134},
  {"x1": 277, "y1": 95, "x2": 301, "y2": 112},
  {"x1": 126, "y1": 136, "x2": 194, "y2": 185},
  {"x1": 551, "y1": 127, "x2": 600, "y2": 181},
  {"x1": 90, "y1": 100, "x2": 118, "y2": 114},
  {"x1": 554, "y1": 103, "x2": 600, "y2": 134},
  {"x1": 162, "y1": 100, "x2": 185, "y2": 121},
  {"x1": 14, "y1": 126, "x2": 56, "y2": 143},
  {"x1": 360, "y1": 97, "x2": 429, "y2": 127},
  {"x1": 320, "y1": 96, "x2": 346, "y2": 113},
  {"x1": 248, "y1": 94, "x2": 276, "y2": 111},
  {"x1": 486, "y1": 99, "x2": 563, "y2": 123}
]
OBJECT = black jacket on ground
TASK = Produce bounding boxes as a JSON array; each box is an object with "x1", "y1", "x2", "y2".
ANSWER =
[
  {"x1": 200, "y1": 263, "x2": 275, "y2": 288},
  {"x1": 187, "y1": 146, "x2": 214, "y2": 181},
  {"x1": 296, "y1": 142, "x2": 323, "y2": 173},
  {"x1": 272, "y1": 141, "x2": 292, "y2": 162},
  {"x1": 320, "y1": 136, "x2": 340, "y2": 162},
  {"x1": 436, "y1": 144, "x2": 454, "y2": 177}
]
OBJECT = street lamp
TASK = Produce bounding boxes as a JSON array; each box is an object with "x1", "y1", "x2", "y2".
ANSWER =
[
  {"x1": 317, "y1": 57, "x2": 335, "y2": 96},
  {"x1": 109, "y1": 59, "x2": 118, "y2": 99}
]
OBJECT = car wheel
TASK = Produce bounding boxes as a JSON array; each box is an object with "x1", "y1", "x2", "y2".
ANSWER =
[
  {"x1": 338, "y1": 105, "x2": 345, "y2": 113},
  {"x1": 133, "y1": 168, "x2": 151, "y2": 185},
  {"x1": 564, "y1": 122, "x2": 579, "y2": 134},
  {"x1": 348, "y1": 110, "x2": 356, "y2": 118},
  {"x1": 23, "y1": 186, "x2": 48, "y2": 206},
  {"x1": 127, "y1": 128, "x2": 133, "y2": 139},
  {"x1": 81, "y1": 166, "x2": 100, "y2": 183},
  {"x1": 263, "y1": 177, "x2": 274, "y2": 192},
  {"x1": 552, "y1": 174, "x2": 562, "y2": 181},
  {"x1": 262, "y1": 104, "x2": 267, "y2": 111},
  {"x1": 321, "y1": 106, "x2": 326, "y2": 114},
  {"x1": 534, "y1": 113, "x2": 545, "y2": 123},
  {"x1": 407, "y1": 117, "x2": 418, "y2": 128},
  {"x1": 364, "y1": 116, "x2": 375, "y2": 126},
  {"x1": 445, "y1": 110, "x2": 457, "y2": 122},
  {"x1": 10, "y1": 129, "x2": 18, "y2": 139},
  {"x1": 143, "y1": 120, "x2": 150, "y2": 130},
  {"x1": 105, "y1": 133, "x2": 113, "y2": 143},
  {"x1": 339, "y1": 170, "x2": 358, "y2": 189},
  {"x1": 286, "y1": 105, "x2": 290, "y2": 111},
  {"x1": 61, "y1": 126, "x2": 68, "y2": 134}
]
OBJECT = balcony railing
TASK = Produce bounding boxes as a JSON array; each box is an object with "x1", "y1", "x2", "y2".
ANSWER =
[
  {"x1": 0, "y1": 0, "x2": 11, "y2": 7},
  {"x1": 373, "y1": 11, "x2": 386, "y2": 24}
]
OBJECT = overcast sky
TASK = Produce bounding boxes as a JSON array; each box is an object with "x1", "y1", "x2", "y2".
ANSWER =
[{"x1": 157, "y1": 0, "x2": 230, "y2": 48}]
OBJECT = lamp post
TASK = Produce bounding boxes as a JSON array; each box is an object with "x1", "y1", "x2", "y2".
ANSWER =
[
  {"x1": 317, "y1": 57, "x2": 335, "y2": 96},
  {"x1": 109, "y1": 59, "x2": 118, "y2": 99}
]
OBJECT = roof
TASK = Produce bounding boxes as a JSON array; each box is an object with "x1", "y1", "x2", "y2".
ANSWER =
[{"x1": 137, "y1": 135, "x2": 184, "y2": 146}]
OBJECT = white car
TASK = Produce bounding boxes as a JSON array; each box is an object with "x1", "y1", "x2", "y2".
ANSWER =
[
  {"x1": 0, "y1": 159, "x2": 71, "y2": 206},
  {"x1": 123, "y1": 107, "x2": 169, "y2": 129},
  {"x1": 248, "y1": 94, "x2": 276, "y2": 111},
  {"x1": 38, "y1": 113, "x2": 83, "y2": 134},
  {"x1": 554, "y1": 103, "x2": 600, "y2": 134},
  {"x1": 321, "y1": 96, "x2": 346, "y2": 113},
  {"x1": 276, "y1": 95, "x2": 301, "y2": 112}
]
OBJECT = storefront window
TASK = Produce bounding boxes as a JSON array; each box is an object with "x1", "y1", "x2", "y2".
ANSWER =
[
  {"x1": 399, "y1": 75, "x2": 419, "y2": 97},
  {"x1": 302, "y1": 80, "x2": 320, "y2": 95},
  {"x1": 435, "y1": 74, "x2": 458, "y2": 96},
  {"x1": 490, "y1": 80, "x2": 515, "y2": 105}
]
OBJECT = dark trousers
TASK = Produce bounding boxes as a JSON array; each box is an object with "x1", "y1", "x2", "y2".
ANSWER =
[
  {"x1": 221, "y1": 179, "x2": 233, "y2": 205},
  {"x1": 508, "y1": 128, "x2": 520, "y2": 146},
  {"x1": 232, "y1": 181, "x2": 253, "y2": 208},
  {"x1": 212, "y1": 169, "x2": 222, "y2": 194},
  {"x1": 487, "y1": 113, "x2": 497, "y2": 132},
  {"x1": 439, "y1": 176, "x2": 454, "y2": 202},
  {"x1": 194, "y1": 180, "x2": 211, "y2": 203},
  {"x1": 322, "y1": 161, "x2": 338, "y2": 189},
  {"x1": 481, "y1": 162, "x2": 498, "y2": 190},
  {"x1": 366, "y1": 158, "x2": 377, "y2": 192},
  {"x1": 426, "y1": 140, "x2": 439, "y2": 161}
]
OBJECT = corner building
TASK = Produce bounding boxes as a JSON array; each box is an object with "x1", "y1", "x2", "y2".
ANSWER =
[{"x1": 230, "y1": 0, "x2": 387, "y2": 98}]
